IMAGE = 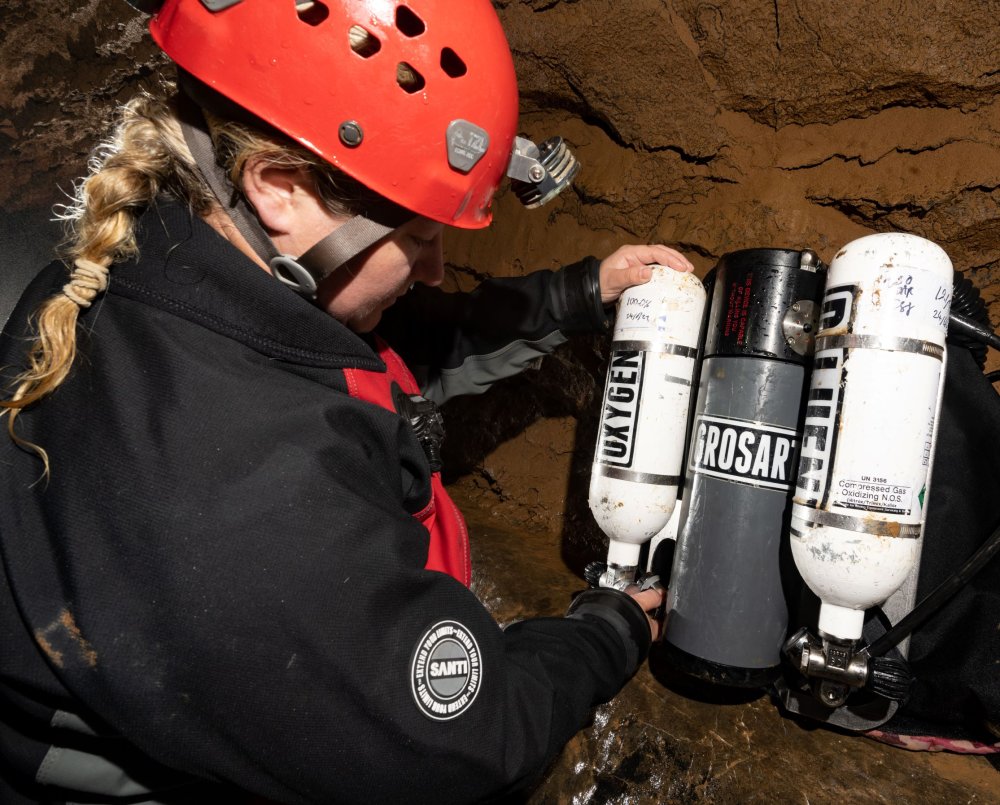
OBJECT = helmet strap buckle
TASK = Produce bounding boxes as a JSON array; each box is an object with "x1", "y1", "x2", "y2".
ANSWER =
[{"x1": 270, "y1": 255, "x2": 319, "y2": 298}]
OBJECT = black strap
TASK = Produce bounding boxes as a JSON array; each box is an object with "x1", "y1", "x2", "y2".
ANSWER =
[
  {"x1": 296, "y1": 217, "x2": 395, "y2": 280},
  {"x1": 175, "y1": 93, "x2": 401, "y2": 299},
  {"x1": 176, "y1": 95, "x2": 280, "y2": 268}
]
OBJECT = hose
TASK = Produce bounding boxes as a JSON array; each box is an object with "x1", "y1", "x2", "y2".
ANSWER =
[
  {"x1": 948, "y1": 273, "x2": 992, "y2": 368},
  {"x1": 948, "y1": 311, "x2": 1000, "y2": 353},
  {"x1": 866, "y1": 519, "x2": 1000, "y2": 657},
  {"x1": 863, "y1": 276, "x2": 1000, "y2": 670}
]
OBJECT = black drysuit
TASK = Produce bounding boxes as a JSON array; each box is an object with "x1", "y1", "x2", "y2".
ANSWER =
[{"x1": 0, "y1": 200, "x2": 650, "y2": 804}]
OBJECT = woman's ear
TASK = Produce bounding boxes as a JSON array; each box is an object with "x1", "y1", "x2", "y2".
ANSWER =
[
  {"x1": 241, "y1": 157, "x2": 312, "y2": 236},
  {"x1": 240, "y1": 156, "x2": 347, "y2": 259}
]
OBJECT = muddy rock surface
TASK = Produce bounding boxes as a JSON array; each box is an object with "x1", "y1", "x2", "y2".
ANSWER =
[
  {"x1": 465, "y1": 505, "x2": 999, "y2": 803},
  {"x1": 1, "y1": 2, "x2": 998, "y2": 802}
]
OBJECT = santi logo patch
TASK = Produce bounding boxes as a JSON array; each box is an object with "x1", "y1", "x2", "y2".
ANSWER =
[
  {"x1": 411, "y1": 621, "x2": 482, "y2": 721},
  {"x1": 595, "y1": 350, "x2": 646, "y2": 468},
  {"x1": 690, "y1": 415, "x2": 799, "y2": 490}
]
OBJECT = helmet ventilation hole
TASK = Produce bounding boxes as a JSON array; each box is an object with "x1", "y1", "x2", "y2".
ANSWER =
[
  {"x1": 395, "y1": 6, "x2": 426, "y2": 37},
  {"x1": 396, "y1": 62, "x2": 425, "y2": 93},
  {"x1": 349, "y1": 25, "x2": 382, "y2": 58},
  {"x1": 295, "y1": 1, "x2": 329, "y2": 26},
  {"x1": 440, "y1": 48, "x2": 467, "y2": 78}
]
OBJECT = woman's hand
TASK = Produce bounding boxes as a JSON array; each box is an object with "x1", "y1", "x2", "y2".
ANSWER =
[
  {"x1": 627, "y1": 585, "x2": 666, "y2": 641},
  {"x1": 599, "y1": 244, "x2": 694, "y2": 305}
]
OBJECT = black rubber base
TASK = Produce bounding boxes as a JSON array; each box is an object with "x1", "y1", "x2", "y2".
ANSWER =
[{"x1": 659, "y1": 639, "x2": 781, "y2": 689}]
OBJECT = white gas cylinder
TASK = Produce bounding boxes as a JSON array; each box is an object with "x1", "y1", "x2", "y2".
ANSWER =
[
  {"x1": 790, "y1": 233, "x2": 952, "y2": 640},
  {"x1": 589, "y1": 266, "x2": 706, "y2": 580}
]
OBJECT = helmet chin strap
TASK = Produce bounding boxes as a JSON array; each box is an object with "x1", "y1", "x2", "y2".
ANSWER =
[
  {"x1": 270, "y1": 216, "x2": 396, "y2": 297},
  {"x1": 177, "y1": 95, "x2": 398, "y2": 299}
]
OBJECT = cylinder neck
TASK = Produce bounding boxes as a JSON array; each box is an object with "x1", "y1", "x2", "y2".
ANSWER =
[{"x1": 817, "y1": 602, "x2": 865, "y2": 641}]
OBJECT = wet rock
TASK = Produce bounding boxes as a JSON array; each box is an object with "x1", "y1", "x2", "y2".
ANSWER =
[
  {"x1": 464, "y1": 505, "x2": 1000, "y2": 804},
  {"x1": 0, "y1": 4, "x2": 165, "y2": 211}
]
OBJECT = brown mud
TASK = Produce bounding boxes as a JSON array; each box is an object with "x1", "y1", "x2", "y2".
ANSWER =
[{"x1": 464, "y1": 503, "x2": 999, "y2": 804}]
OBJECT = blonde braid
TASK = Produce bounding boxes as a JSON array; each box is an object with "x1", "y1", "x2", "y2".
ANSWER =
[
  {"x1": 1, "y1": 88, "x2": 211, "y2": 471},
  {"x1": 3, "y1": 82, "x2": 364, "y2": 473}
]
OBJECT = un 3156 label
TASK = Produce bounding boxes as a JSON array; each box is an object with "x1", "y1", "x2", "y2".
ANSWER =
[
  {"x1": 835, "y1": 478, "x2": 912, "y2": 515},
  {"x1": 689, "y1": 415, "x2": 799, "y2": 490}
]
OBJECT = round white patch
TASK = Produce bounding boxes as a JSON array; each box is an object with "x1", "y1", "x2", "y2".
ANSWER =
[{"x1": 410, "y1": 620, "x2": 482, "y2": 721}]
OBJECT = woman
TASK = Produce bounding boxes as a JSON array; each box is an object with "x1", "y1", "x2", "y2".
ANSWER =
[{"x1": 0, "y1": 1, "x2": 692, "y2": 802}]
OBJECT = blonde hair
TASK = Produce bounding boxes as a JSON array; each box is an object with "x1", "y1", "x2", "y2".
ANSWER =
[{"x1": 2, "y1": 84, "x2": 357, "y2": 472}]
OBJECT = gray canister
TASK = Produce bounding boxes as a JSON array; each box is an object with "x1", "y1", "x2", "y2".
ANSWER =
[{"x1": 660, "y1": 248, "x2": 825, "y2": 687}]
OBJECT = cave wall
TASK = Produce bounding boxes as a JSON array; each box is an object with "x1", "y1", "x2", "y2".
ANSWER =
[{"x1": 443, "y1": 0, "x2": 1000, "y2": 552}]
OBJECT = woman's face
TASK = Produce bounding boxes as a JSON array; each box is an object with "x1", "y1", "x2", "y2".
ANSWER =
[
  {"x1": 314, "y1": 216, "x2": 445, "y2": 332},
  {"x1": 236, "y1": 161, "x2": 446, "y2": 333}
]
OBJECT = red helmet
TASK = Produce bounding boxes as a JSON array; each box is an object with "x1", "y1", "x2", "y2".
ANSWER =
[{"x1": 148, "y1": 0, "x2": 519, "y2": 229}]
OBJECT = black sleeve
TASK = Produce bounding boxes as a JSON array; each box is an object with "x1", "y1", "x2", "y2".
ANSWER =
[
  {"x1": 0, "y1": 298, "x2": 647, "y2": 805},
  {"x1": 378, "y1": 256, "x2": 612, "y2": 403}
]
